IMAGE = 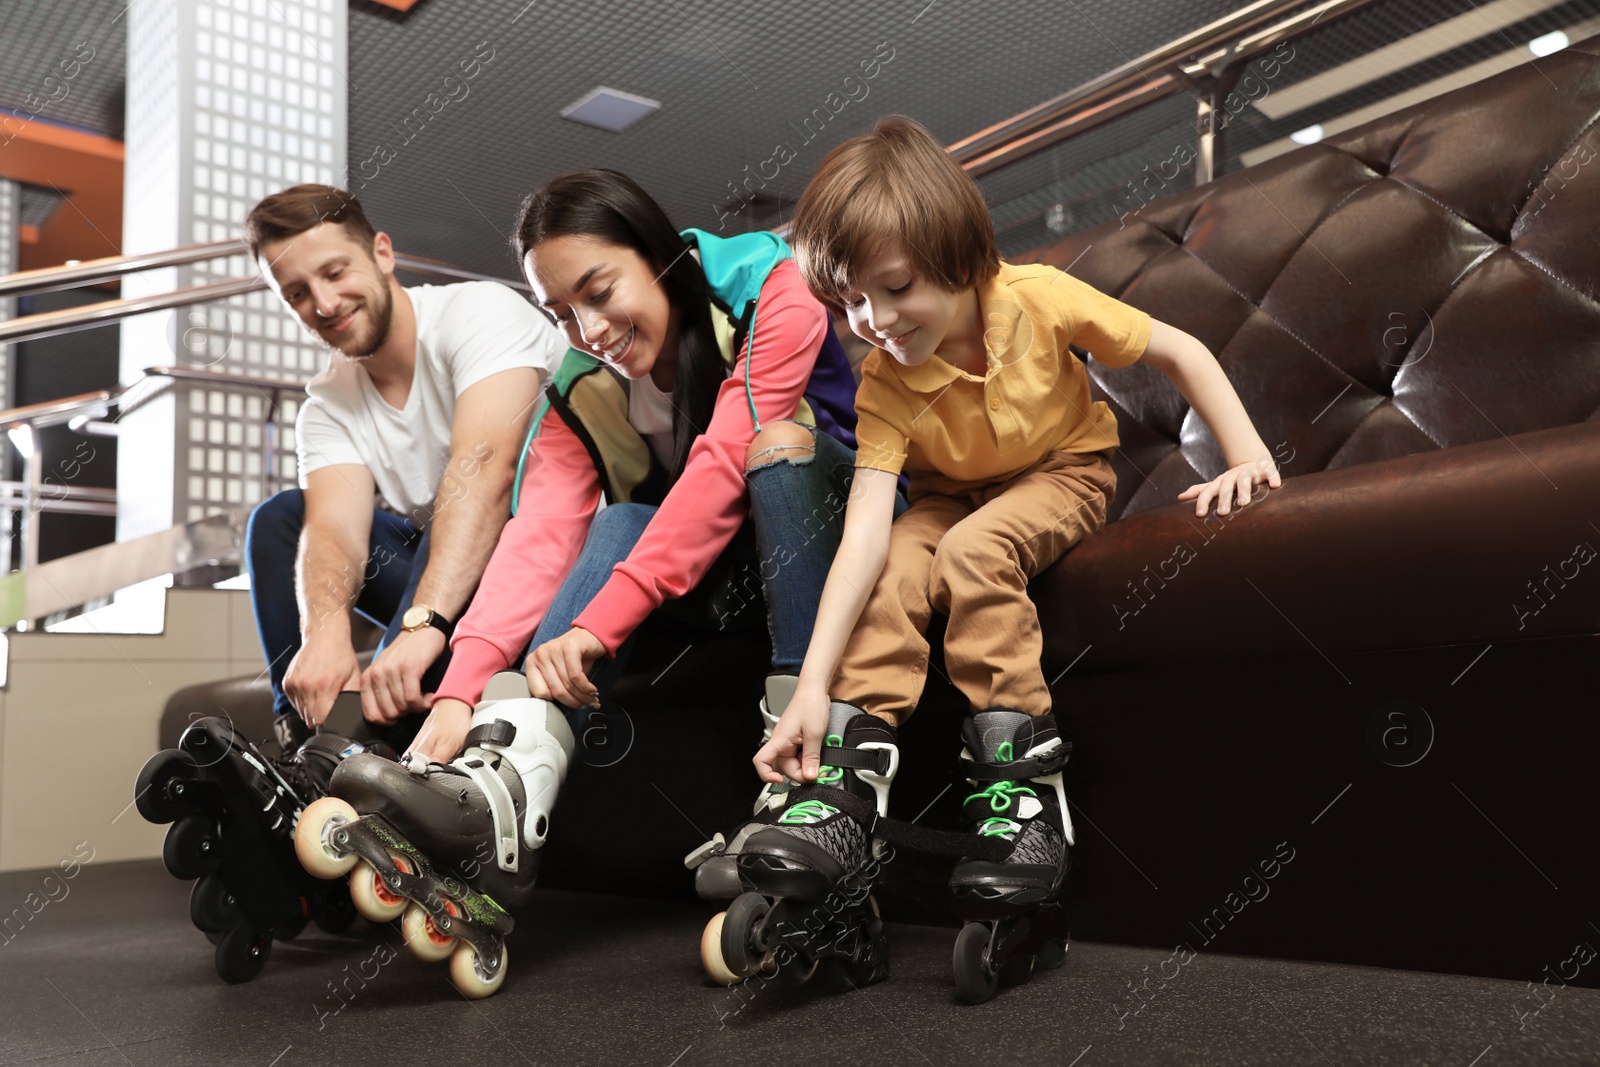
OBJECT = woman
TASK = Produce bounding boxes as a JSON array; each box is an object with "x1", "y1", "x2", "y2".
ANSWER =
[{"x1": 413, "y1": 169, "x2": 860, "y2": 771}]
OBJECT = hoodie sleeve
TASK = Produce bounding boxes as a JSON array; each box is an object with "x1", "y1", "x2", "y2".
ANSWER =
[
  {"x1": 435, "y1": 412, "x2": 602, "y2": 705},
  {"x1": 572, "y1": 258, "x2": 827, "y2": 653}
]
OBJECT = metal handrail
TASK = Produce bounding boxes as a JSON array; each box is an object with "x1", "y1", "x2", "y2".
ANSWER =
[
  {"x1": 0, "y1": 365, "x2": 312, "y2": 588},
  {"x1": 0, "y1": 510, "x2": 250, "y2": 630},
  {"x1": 0, "y1": 238, "x2": 530, "y2": 300},
  {"x1": 0, "y1": 481, "x2": 116, "y2": 501},
  {"x1": 0, "y1": 239, "x2": 249, "y2": 299},
  {"x1": 0, "y1": 368, "x2": 307, "y2": 432},
  {"x1": 947, "y1": 0, "x2": 1386, "y2": 179},
  {"x1": 0, "y1": 480, "x2": 117, "y2": 518},
  {"x1": 140, "y1": 364, "x2": 307, "y2": 392},
  {"x1": 0, "y1": 277, "x2": 265, "y2": 346},
  {"x1": 0, "y1": 239, "x2": 530, "y2": 347},
  {"x1": 0, "y1": 389, "x2": 119, "y2": 432}
]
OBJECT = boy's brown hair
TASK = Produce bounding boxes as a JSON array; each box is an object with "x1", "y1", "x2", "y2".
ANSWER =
[
  {"x1": 788, "y1": 115, "x2": 999, "y2": 311},
  {"x1": 243, "y1": 184, "x2": 377, "y2": 260}
]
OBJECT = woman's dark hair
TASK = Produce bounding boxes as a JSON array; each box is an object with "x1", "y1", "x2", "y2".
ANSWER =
[{"x1": 512, "y1": 169, "x2": 721, "y2": 486}]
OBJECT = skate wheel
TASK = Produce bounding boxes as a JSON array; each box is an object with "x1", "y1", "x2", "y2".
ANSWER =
[
  {"x1": 135, "y1": 749, "x2": 202, "y2": 824},
  {"x1": 271, "y1": 908, "x2": 310, "y2": 941},
  {"x1": 777, "y1": 951, "x2": 818, "y2": 988},
  {"x1": 1036, "y1": 938, "x2": 1067, "y2": 970},
  {"x1": 720, "y1": 892, "x2": 771, "y2": 980},
  {"x1": 403, "y1": 903, "x2": 456, "y2": 962},
  {"x1": 953, "y1": 922, "x2": 1000, "y2": 1004},
  {"x1": 189, "y1": 874, "x2": 241, "y2": 934},
  {"x1": 701, "y1": 912, "x2": 742, "y2": 986},
  {"x1": 312, "y1": 885, "x2": 357, "y2": 934},
  {"x1": 295, "y1": 797, "x2": 360, "y2": 879},
  {"x1": 163, "y1": 815, "x2": 222, "y2": 880},
  {"x1": 214, "y1": 924, "x2": 272, "y2": 984},
  {"x1": 449, "y1": 939, "x2": 508, "y2": 999},
  {"x1": 350, "y1": 857, "x2": 408, "y2": 922},
  {"x1": 1003, "y1": 951, "x2": 1035, "y2": 986},
  {"x1": 821, "y1": 957, "x2": 858, "y2": 994}
]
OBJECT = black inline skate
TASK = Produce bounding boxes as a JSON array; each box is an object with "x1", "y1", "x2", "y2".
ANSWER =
[
  {"x1": 684, "y1": 673, "x2": 799, "y2": 901},
  {"x1": 947, "y1": 709, "x2": 1073, "y2": 1004},
  {"x1": 294, "y1": 671, "x2": 573, "y2": 998},
  {"x1": 702, "y1": 702, "x2": 896, "y2": 992},
  {"x1": 133, "y1": 694, "x2": 375, "y2": 983}
]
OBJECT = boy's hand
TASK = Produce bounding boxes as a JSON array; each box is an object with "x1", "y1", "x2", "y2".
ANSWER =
[
  {"x1": 755, "y1": 685, "x2": 831, "y2": 785},
  {"x1": 1178, "y1": 456, "x2": 1281, "y2": 517}
]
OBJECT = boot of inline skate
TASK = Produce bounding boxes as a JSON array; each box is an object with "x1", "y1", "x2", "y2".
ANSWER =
[
  {"x1": 132, "y1": 696, "x2": 375, "y2": 983},
  {"x1": 687, "y1": 673, "x2": 799, "y2": 901},
  {"x1": 702, "y1": 702, "x2": 896, "y2": 991},
  {"x1": 947, "y1": 708, "x2": 1073, "y2": 1004},
  {"x1": 294, "y1": 671, "x2": 574, "y2": 998}
]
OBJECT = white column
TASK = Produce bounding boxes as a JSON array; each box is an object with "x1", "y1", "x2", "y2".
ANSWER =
[
  {"x1": 0, "y1": 178, "x2": 16, "y2": 411},
  {"x1": 119, "y1": 0, "x2": 347, "y2": 541},
  {"x1": 0, "y1": 179, "x2": 17, "y2": 574}
]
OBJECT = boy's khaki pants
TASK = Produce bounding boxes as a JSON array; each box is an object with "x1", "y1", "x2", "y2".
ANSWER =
[{"x1": 834, "y1": 449, "x2": 1115, "y2": 723}]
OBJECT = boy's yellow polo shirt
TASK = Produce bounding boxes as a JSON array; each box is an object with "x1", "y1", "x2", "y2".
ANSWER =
[{"x1": 853, "y1": 261, "x2": 1152, "y2": 495}]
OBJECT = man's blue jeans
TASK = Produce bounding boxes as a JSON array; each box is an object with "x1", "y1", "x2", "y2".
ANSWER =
[
  {"x1": 245, "y1": 489, "x2": 450, "y2": 726},
  {"x1": 526, "y1": 426, "x2": 891, "y2": 718}
]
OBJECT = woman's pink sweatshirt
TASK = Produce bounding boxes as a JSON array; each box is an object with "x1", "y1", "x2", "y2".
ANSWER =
[{"x1": 435, "y1": 259, "x2": 828, "y2": 706}]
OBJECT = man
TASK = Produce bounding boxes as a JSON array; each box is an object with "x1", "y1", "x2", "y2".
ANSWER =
[{"x1": 244, "y1": 183, "x2": 563, "y2": 747}]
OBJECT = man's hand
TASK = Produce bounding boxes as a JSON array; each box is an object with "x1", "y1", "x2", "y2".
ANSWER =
[
  {"x1": 755, "y1": 684, "x2": 832, "y2": 785},
  {"x1": 404, "y1": 697, "x2": 473, "y2": 764},
  {"x1": 525, "y1": 628, "x2": 605, "y2": 709},
  {"x1": 285, "y1": 635, "x2": 361, "y2": 728},
  {"x1": 1177, "y1": 455, "x2": 1281, "y2": 517},
  {"x1": 360, "y1": 625, "x2": 446, "y2": 724}
]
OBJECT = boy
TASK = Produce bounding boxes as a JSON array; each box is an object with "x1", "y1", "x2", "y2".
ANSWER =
[{"x1": 746, "y1": 116, "x2": 1279, "y2": 985}]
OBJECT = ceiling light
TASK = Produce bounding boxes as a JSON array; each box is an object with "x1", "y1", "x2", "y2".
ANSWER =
[
  {"x1": 1290, "y1": 124, "x2": 1325, "y2": 145},
  {"x1": 560, "y1": 87, "x2": 661, "y2": 132},
  {"x1": 1528, "y1": 30, "x2": 1569, "y2": 57}
]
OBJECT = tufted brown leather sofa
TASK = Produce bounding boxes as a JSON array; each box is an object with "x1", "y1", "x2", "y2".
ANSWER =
[{"x1": 1005, "y1": 35, "x2": 1600, "y2": 984}]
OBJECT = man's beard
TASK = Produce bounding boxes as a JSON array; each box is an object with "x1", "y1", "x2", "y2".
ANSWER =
[{"x1": 320, "y1": 282, "x2": 395, "y2": 359}]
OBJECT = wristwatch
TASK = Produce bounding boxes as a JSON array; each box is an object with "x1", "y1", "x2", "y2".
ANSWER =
[{"x1": 401, "y1": 604, "x2": 455, "y2": 639}]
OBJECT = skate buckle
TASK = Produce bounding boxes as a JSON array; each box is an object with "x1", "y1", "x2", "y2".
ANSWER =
[
  {"x1": 458, "y1": 757, "x2": 520, "y2": 874},
  {"x1": 684, "y1": 833, "x2": 726, "y2": 870},
  {"x1": 855, "y1": 742, "x2": 898, "y2": 781}
]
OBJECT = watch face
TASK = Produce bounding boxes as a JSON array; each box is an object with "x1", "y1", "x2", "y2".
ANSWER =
[{"x1": 402, "y1": 605, "x2": 430, "y2": 631}]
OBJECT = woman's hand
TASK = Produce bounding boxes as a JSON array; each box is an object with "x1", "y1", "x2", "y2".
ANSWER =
[
  {"x1": 525, "y1": 627, "x2": 606, "y2": 708},
  {"x1": 1178, "y1": 456, "x2": 1281, "y2": 517},
  {"x1": 404, "y1": 697, "x2": 473, "y2": 764},
  {"x1": 755, "y1": 684, "x2": 833, "y2": 784}
]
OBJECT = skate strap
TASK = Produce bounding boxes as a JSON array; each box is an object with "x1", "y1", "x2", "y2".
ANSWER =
[
  {"x1": 779, "y1": 785, "x2": 1012, "y2": 864},
  {"x1": 465, "y1": 719, "x2": 517, "y2": 750},
  {"x1": 819, "y1": 745, "x2": 893, "y2": 775},
  {"x1": 962, "y1": 742, "x2": 1072, "y2": 783}
]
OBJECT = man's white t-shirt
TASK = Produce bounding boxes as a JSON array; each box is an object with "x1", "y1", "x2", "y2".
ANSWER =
[{"x1": 295, "y1": 281, "x2": 565, "y2": 520}]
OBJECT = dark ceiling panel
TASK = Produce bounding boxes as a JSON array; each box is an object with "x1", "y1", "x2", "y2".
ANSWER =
[
  {"x1": 0, "y1": 0, "x2": 128, "y2": 139},
  {"x1": 345, "y1": 0, "x2": 1249, "y2": 277}
]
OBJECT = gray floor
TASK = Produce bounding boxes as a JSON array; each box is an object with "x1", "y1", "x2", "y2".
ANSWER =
[{"x1": 1, "y1": 860, "x2": 1597, "y2": 1067}]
